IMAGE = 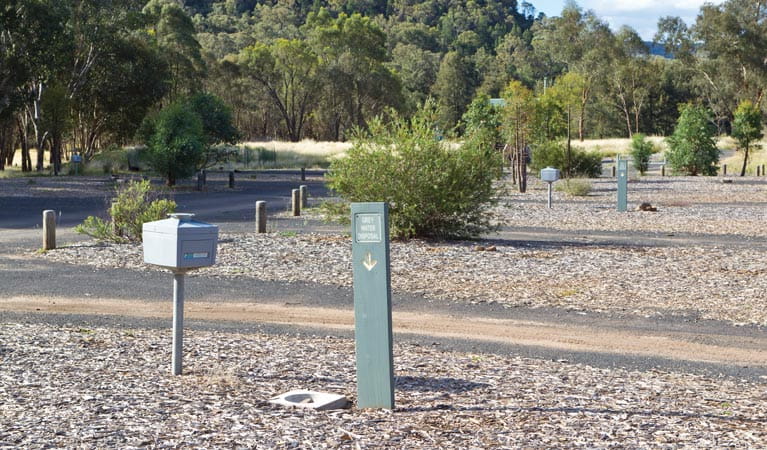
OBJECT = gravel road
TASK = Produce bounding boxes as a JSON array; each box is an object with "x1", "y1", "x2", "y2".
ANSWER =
[{"x1": 1, "y1": 172, "x2": 766, "y2": 447}]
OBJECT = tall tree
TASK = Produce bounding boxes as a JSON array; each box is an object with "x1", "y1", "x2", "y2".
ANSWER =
[
  {"x1": 532, "y1": 1, "x2": 615, "y2": 140},
  {"x1": 237, "y1": 39, "x2": 319, "y2": 141},
  {"x1": 308, "y1": 10, "x2": 403, "y2": 140},
  {"x1": 144, "y1": 0, "x2": 205, "y2": 100},
  {"x1": 432, "y1": 50, "x2": 476, "y2": 133}
]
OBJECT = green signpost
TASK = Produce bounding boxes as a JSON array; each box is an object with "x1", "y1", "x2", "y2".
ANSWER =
[
  {"x1": 617, "y1": 157, "x2": 628, "y2": 212},
  {"x1": 351, "y1": 202, "x2": 394, "y2": 409}
]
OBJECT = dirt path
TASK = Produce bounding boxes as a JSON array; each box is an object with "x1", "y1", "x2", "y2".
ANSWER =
[{"x1": 3, "y1": 295, "x2": 765, "y2": 368}]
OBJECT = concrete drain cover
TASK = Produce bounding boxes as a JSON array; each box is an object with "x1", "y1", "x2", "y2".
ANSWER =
[{"x1": 268, "y1": 390, "x2": 349, "y2": 411}]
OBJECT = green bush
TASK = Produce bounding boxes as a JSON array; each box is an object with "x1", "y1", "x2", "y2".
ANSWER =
[
  {"x1": 327, "y1": 102, "x2": 502, "y2": 239},
  {"x1": 555, "y1": 179, "x2": 592, "y2": 196},
  {"x1": 139, "y1": 103, "x2": 205, "y2": 186},
  {"x1": 629, "y1": 133, "x2": 654, "y2": 175},
  {"x1": 75, "y1": 180, "x2": 176, "y2": 242},
  {"x1": 666, "y1": 104, "x2": 719, "y2": 176},
  {"x1": 530, "y1": 140, "x2": 603, "y2": 178}
]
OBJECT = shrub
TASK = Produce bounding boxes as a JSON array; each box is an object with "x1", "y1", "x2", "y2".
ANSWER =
[
  {"x1": 182, "y1": 93, "x2": 240, "y2": 169},
  {"x1": 530, "y1": 140, "x2": 602, "y2": 178},
  {"x1": 326, "y1": 102, "x2": 502, "y2": 239},
  {"x1": 75, "y1": 180, "x2": 176, "y2": 242},
  {"x1": 629, "y1": 133, "x2": 654, "y2": 175},
  {"x1": 555, "y1": 179, "x2": 592, "y2": 196},
  {"x1": 732, "y1": 100, "x2": 763, "y2": 176},
  {"x1": 666, "y1": 104, "x2": 719, "y2": 176},
  {"x1": 139, "y1": 103, "x2": 205, "y2": 186}
]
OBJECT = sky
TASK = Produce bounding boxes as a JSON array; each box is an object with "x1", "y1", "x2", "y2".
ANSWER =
[{"x1": 530, "y1": 0, "x2": 724, "y2": 40}]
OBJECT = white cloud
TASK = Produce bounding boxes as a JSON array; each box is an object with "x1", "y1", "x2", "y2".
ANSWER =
[
  {"x1": 584, "y1": 0, "x2": 722, "y2": 13},
  {"x1": 577, "y1": 0, "x2": 725, "y2": 39}
]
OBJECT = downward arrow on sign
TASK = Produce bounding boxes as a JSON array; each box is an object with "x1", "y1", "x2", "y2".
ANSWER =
[{"x1": 362, "y1": 251, "x2": 378, "y2": 271}]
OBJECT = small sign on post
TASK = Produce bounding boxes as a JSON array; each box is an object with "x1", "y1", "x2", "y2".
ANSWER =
[
  {"x1": 617, "y1": 157, "x2": 628, "y2": 212},
  {"x1": 351, "y1": 202, "x2": 394, "y2": 409}
]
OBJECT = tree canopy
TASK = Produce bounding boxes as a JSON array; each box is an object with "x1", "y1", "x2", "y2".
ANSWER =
[{"x1": 1, "y1": 0, "x2": 766, "y2": 176}]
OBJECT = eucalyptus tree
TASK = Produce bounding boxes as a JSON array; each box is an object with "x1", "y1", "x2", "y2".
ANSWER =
[
  {"x1": 307, "y1": 10, "x2": 403, "y2": 140},
  {"x1": 531, "y1": 1, "x2": 615, "y2": 140},
  {"x1": 143, "y1": 0, "x2": 205, "y2": 100},
  {"x1": 237, "y1": 39, "x2": 319, "y2": 141}
]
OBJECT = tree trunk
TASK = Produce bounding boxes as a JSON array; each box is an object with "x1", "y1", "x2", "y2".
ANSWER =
[
  {"x1": 51, "y1": 133, "x2": 63, "y2": 175},
  {"x1": 16, "y1": 116, "x2": 31, "y2": 172},
  {"x1": 740, "y1": 146, "x2": 749, "y2": 176}
]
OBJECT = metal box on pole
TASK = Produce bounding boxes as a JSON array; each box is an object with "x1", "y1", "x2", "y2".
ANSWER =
[
  {"x1": 143, "y1": 213, "x2": 218, "y2": 375},
  {"x1": 540, "y1": 167, "x2": 560, "y2": 208}
]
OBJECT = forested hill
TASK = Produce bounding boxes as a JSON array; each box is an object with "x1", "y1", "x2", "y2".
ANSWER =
[
  {"x1": 2, "y1": 0, "x2": 763, "y2": 168},
  {"x1": 183, "y1": 0, "x2": 698, "y2": 141}
]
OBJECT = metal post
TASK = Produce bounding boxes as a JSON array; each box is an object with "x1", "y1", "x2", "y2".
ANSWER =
[
  {"x1": 197, "y1": 172, "x2": 204, "y2": 191},
  {"x1": 723, "y1": 164, "x2": 727, "y2": 176},
  {"x1": 661, "y1": 165, "x2": 665, "y2": 177},
  {"x1": 611, "y1": 166, "x2": 616, "y2": 177},
  {"x1": 292, "y1": 189, "x2": 300, "y2": 216},
  {"x1": 256, "y1": 201, "x2": 267, "y2": 233},
  {"x1": 229, "y1": 171, "x2": 235, "y2": 189},
  {"x1": 617, "y1": 158, "x2": 628, "y2": 212},
  {"x1": 299, "y1": 185, "x2": 308, "y2": 208},
  {"x1": 351, "y1": 202, "x2": 394, "y2": 409},
  {"x1": 301, "y1": 167, "x2": 306, "y2": 181},
  {"x1": 547, "y1": 182, "x2": 553, "y2": 208},
  {"x1": 43, "y1": 210, "x2": 56, "y2": 250},
  {"x1": 172, "y1": 272, "x2": 185, "y2": 376}
]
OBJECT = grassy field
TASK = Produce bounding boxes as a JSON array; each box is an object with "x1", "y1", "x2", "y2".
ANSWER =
[{"x1": 3, "y1": 136, "x2": 767, "y2": 176}]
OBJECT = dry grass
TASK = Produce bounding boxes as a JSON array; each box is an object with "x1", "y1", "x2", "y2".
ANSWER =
[
  {"x1": 571, "y1": 136, "x2": 667, "y2": 157},
  {"x1": 240, "y1": 140, "x2": 351, "y2": 158}
]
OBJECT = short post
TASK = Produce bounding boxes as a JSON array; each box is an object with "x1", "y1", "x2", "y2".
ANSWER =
[
  {"x1": 43, "y1": 210, "x2": 56, "y2": 250},
  {"x1": 617, "y1": 157, "x2": 628, "y2": 212},
  {"x1": 229, "y1": 171, "x2": 235, "y2": 189},
  {"x1": 291, "y1": 189, "x2": 301, "y2": 216},
  {"x1": 723, "y1": 164, "x2": 727, "y2": 176},
  {"x1": 301, "y1": 167, "x2": 306, "y2": 181},
  {"x1": 762, "y1": 165, "x2": 765, "y2": 176},
  {"x1": 197, "y1": 172, "x2": 204, "y2": 191},
  {"x1": 202, "y1": 170, "x2": 207, "y2": 185},
  {"x1": 758, "y1": 166, "x2": 761, "y2": 177},
  {"x1": 255, "y1": 201, "x2": 267, "y2": 233},
  {"x1": 172, "y1": 271, "x2": 185, "y2": 376},
  {"x1": 351, "y1": 202, "x2": 394, "y2": 409},
  {"x1": 611, "y1": 165, "x2": 616, "y2": 177},
  {"x1": 299, "y1": 185, "x2": 308, "y2": 208},
  {"x1": 661, "y1": 165, "x2": 665, "y2": 177}
]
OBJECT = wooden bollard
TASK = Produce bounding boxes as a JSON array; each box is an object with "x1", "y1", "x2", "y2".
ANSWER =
[
  {"x1": 611, "y1": 166, "x2": 616, "y2": 177},
  {"x1": 723, "y1": 164, "x2": 727, "y2": 176},
  {"x1": 301, "y1": 167, "x2": 306, "y2": 181},
  {"x1": 661, "y1": 165, "x2": 665, "y2": 177},
  {"x1": 299, "y1": 185, "x2": 308, "y2": 208},
  {"x1": 43, "y1": 210, "x2": 56, "y2": 250},
  {"x1": 291, "y1": 189, "x2": 300, "y2": 216},
  {"x1": 255, "y1": 201, "x2": 267, "y2": 233},
  {"x1": 229, "y1": 171, "x2": 235, "y2": 189}
]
